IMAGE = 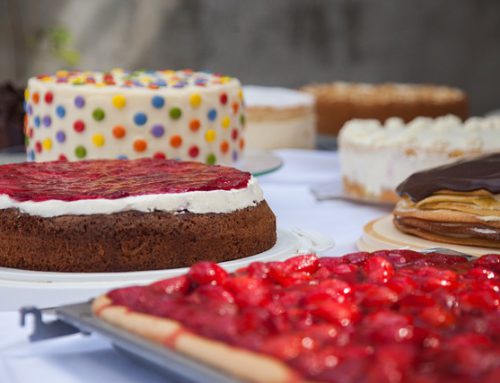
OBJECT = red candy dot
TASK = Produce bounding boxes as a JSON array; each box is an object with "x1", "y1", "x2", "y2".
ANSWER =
[
  {"x1": 153, "y1": 152, "x2": 166, "y2": 160},
  {"x1": 220, "y1": 93, "x2": 228, "y2": 105},
  {"x1": 35, "y1": 141, "x2": 42, "y2": 153},
  {"x1": 44, "y1": 92, "x2": 53, "y2": 104},
  {"x1": 231, "y1": 129, "x2": 239, "y2": 141},
  {"x1": 188, "y1": 145, "x2": 199, "y2": 158},
  {"x1": 58, "y1": 154, "x2": 68, "y2": 161},
  {"x1": 73, "y1": 120, "x2": 85, "y2": 133}
]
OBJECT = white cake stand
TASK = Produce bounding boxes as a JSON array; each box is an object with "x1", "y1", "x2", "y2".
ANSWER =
[{"x1": 0, "y1": 228, "x2": 334, "y2": 311}]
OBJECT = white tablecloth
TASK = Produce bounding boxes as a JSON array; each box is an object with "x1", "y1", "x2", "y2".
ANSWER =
[{"x1": 0, "y1": 149, "x2": 390, "y2": 383}]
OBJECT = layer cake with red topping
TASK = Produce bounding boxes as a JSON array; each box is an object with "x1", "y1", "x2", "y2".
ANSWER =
[
  {"x1": 0, "y1": 158, "x2": 276, "y2": 272},
  {"x1": 93, "y1": 251, "x2": 500, "y2": 382}
]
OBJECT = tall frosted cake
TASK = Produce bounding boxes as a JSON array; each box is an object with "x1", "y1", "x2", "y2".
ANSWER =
[{"x1": 24, "y1": 69, "x2": 246, "y2": 165}]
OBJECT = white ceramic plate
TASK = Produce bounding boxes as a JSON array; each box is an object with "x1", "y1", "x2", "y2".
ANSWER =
[{"x1": 0, "y1": 228, "x2": 334, "y2": 311}]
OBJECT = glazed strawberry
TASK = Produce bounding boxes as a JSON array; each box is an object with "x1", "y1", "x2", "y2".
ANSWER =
[
  {"x1": 106, "y1": 251, "x2": 500, "y2": 382},
  {"x1": 187, "y1": 261, "x2": 228, "y2": 285}
]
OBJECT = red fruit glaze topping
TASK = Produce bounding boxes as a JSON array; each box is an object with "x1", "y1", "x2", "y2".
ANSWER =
[
  {"x1": 0, "y1": 158, "x2": 250, "y2": 202},
  {"x1": 107, "y1": 250, "x2": 500, "y2": 382}
]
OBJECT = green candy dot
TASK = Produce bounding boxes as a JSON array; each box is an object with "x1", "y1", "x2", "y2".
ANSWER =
[
  {"x1": 75, "y1": 145, "x2": 87, "y2": 159},
  {"x1": 169, "y1": 107, "x2": 182, "y2": 120},
  {"x1": 206, "y1": 153, "x2": 216, "y2": 165},
  {"x1": 24, "y1": 136, "x2": 29, "y2": 146},
  {"x1": 92, "y1": 108, "x2": 105, "y2": 121},
  {"x1": 239, "y1": 114, "x2": 246, "y2": 126}
]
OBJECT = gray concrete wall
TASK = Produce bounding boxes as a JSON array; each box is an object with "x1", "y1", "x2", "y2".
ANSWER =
[{"x1": 1, "y1": 0, "x2": 499, "y2": 114}]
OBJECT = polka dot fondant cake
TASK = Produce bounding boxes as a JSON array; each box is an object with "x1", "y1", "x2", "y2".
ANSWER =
[{"x1": 24, "y1": 69, "x2": 246, "y2": 165}]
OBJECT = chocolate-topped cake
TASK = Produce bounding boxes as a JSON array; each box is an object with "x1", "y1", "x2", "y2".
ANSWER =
[
  {"x1": 394, "y1": 153, "x2": 500, "y2": 248},
  {"x1": 0, "y1": 158, "x2": 276, "y2": 272}
]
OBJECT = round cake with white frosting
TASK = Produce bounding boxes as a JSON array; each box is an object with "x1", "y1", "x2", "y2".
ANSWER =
[
  {"x1": 339, "y1": 115, "x2": 500, "y2": 203},
  {"x1": 24, "y1": 69, "x2": 246, "y2": 165},
  {"x1": 243, "y1": 86, "x2": 316, "y2": 150},
  {"x1": 0, "y1": 158, "x2": 276, "y2": 272}
]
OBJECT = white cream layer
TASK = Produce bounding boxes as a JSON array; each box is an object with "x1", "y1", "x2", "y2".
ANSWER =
[{"x1": 0, "y1": 177, "x2": 263, "y2": 218}]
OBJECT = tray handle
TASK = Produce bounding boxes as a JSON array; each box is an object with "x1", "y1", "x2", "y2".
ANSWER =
[{"x1": 20, "y1": 306, "x2": 83, "y2": 342}]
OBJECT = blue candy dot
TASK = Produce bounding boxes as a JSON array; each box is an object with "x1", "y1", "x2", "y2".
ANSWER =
[
  {"x1": 34, "y1": 116, "x2": 41, "y2": 128},
  {"x1": 232, "y1": 150, "x2": 239, "y2": 162},
  {"x1": 23, "y1": 101, "x2": 28, "y2": 113},
  {"x1": 151, "y1": 96, "x2": 165, "y2": 109},
  {"x1": 27, "y1": 104, "x2": 33, "y2": 116},
  {"x1": 134, "y1": 112, "x2": 148, "y2": 126},
  {"x1": 27, "y1": 149, "x2": 35, "y2": 161},
  {"x1": 207, "y1": 109, "x2": 217, "y2": 121},
  {"x1": 74, "y1": 96, "x2": 85, "y2": 108},
  {"x1": 56, "y1": 105, "x2": 66, "y2": 118},
  {"x1": 43, "y1": 115, "x2": 52, "y2": 127},
  {"x1": 117, "y1": 154, "x2": 128, "y2": 160},
  {"x1": 56, "y1": 131, "x2": 66, "y2": 143}
]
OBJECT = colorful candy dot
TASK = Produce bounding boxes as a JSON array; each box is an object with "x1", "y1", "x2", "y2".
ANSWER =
[
  {"x1": 34, "y1": 141, "x2": 42, "y2": 153},
  {"x1": 240, "y1": 114, "x2": 246, "y2": 126},
  {"x1": 58, "y1": 154, "x2": 68, "y2": 161},
  {"x1": 34, "y1": 116, "x2": 41, "y2": 128},
  {"x1": 93, "y1": 108, "x2": 105, "y2": 121},
  {"x1": 117, "y1": 155, "x2": 128, "y2": 160},
  {"x1": 56, "y1": 131, "x2": 66, "y2": 143},
  {"x1": 133, "y1": 139, "x2": 147, "y2": 152},
  {"x1": 231, "y1": 129, "x2": 239, "y2": 141},
  {"x1": 113, "y1": 125, "x2": 126, "y2": 139},
  {"x1": 206, "y1": 153, "x2": 216, "y2": 165},
  {"x1": 232, "y1": 150, "x2": 239, "y2": 162},
  {"x1": 170, "y1": 135, "x2": 182, "y2": 148},
  {"x1": 74, "y1": 96, "x2": 85, "y2": 108},
  {"x1": 134, "y1": 112, "x2": 148, "y2": 126},
  {"x1": 207, "y1": 109, "x2": 217, "y2": 121},
  {"x1": 56, "y1": 105, "x2": 66, "y2": 118},
  {"x1": 24, "y1": 89, "x2": 30, "y2": 102},
  {"x1": 239, "y1": 138, "x2": 245, "y2": 150},
  {"x1": 238, "y1": 88, "x2": 244, "y2": 101},
  {"x1": 153, "y1": 152, "x2": 166, "y2": 160},
  {"x1": 92, "y1": 134, "x2": 105, "y2": 147},
  {"x1": 205, "y1": 129, "x2": 216, "y2": 143},
  {"x1": 42, "y1": 138, "x2": 52, "y2": 151},
  {"x1": 190, "y1": 93, "x2": 202, "y2": 108},
  {"x1": 169, "y1": 107, "x2": 182, "y2": 120},
  {"x1": 43, "y1": 115, "x2": 52, "y2": 127},
  {"x1": 151, "y1": 96, "x2": 165, "y2": 109},
  {"x1": 32, "y1": 92, "x2": 40, "y2": 104},
  {"x1": 44, "y1": 92, "x2": 53, "y2": 104},
  {"x1": 189, "y1": 119, "x2": 201, "y2": 132},
  {"x1": 27, "y1": 104, "x2": 33, "y2": 116},
  {"x1": 220, "y1": 140, "x2": 229, "y2": 154},
  {"x1": 27, "y1": 149, "x2": 35, "y2": 161},
  {"x1": 74, "y1": 120, "x2": 85, "y2": 133},
  {"x1": 75, "y1": 146, "x2": 87, "y2": 159},
  {"x1": 151, "y1": 124, "x2": 165, "y2": 138},
  {"x1": 221, "y1": 116, "x2": 230, "y2": 129},
  {"x1": 112, "y1": 94, "x2": 127, "y2": 109},
  {"x1": 220, "y1": 93, "x2": 228, "y2": 105},
  {"x1": 232, "y1": 102, "x2": 239, "y2": 115},
  {"x1": 188, "y1": 145, "x2": 199, "y2": 158}
]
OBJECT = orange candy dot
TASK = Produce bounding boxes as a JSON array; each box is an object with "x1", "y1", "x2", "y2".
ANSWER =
[
  {"x1": 113, "y1": 125, "x2": 126, "y2": 139},
  {"x1": 232, "y1": 102, "x2": 239, "y2": 115},
  {"x1": 189, "y1": 119, "x2": 201, "y2": 132},
  {"x1": 239, "y1": 138, "x2": 245, "y2": 150},
  {"x1": 170, "y1": 135, "x2": 183, "y2": 148},
  {"x1": 133, "y1": 139, "x2": 147, "y2": 152},
  {"x1": 220, "y1": 140, "x2": 229, "y2": 154},
  {"x1": 32, "y1": 92, "x2": 40, "y2": 104}
]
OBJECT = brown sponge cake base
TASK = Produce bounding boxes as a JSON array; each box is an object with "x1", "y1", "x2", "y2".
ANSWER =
[{"x1": 0, "y1": 201, "x2": 276, "y2": 272}]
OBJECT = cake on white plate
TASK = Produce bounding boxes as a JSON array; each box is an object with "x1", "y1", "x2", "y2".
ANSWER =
[
  {"x1": 339, "y1": 115, "x2": 500, "y2": 203},
  {"x1": 24, "y1": 69, "x2": 246, "y2": 165},
  {"x1": 243, "y1": 86, "x2": 315, "y2": 150}
]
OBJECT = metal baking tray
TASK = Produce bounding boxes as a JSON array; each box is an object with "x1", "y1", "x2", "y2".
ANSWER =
[{"x1": 20, "y1": 301, "x2": 241, "y2": 383}]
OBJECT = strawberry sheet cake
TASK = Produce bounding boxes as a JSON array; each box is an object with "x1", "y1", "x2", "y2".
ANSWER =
[{"x1": 0, "y1": 158, "x2": 276, "y2": 272}]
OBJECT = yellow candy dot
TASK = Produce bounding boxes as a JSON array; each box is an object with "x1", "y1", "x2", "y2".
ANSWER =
[
  {"x1": 238, "y1": 88, "x2": 244, "y2": 101},
  {"x1": 92, "y1": 134, "x2": 105, "y2": 147},
  {"x1": 95, "y1": 82, "x2": 106, "y2": 87},
  {"x1": 24, "y1": 89, "x2": 30, "y2": 102},
  {"x1": 56, "y1": 70, "x2": 68, "y2": 77},
  {"x1": 221, "y1": 116, "x2": 231, "y2": 129},
  {"x1": 112, "y1": 94, "x2": 126, "y2": 109},
  {"x1": 42, "y1": 138, "x2": 52, "y2": 151},
  {"x1": 205, "y1": 129, "x2": 216, "y2": 143},
  {"x1": 190, "y1": 93, "x2": 202, "y2": 108}
]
